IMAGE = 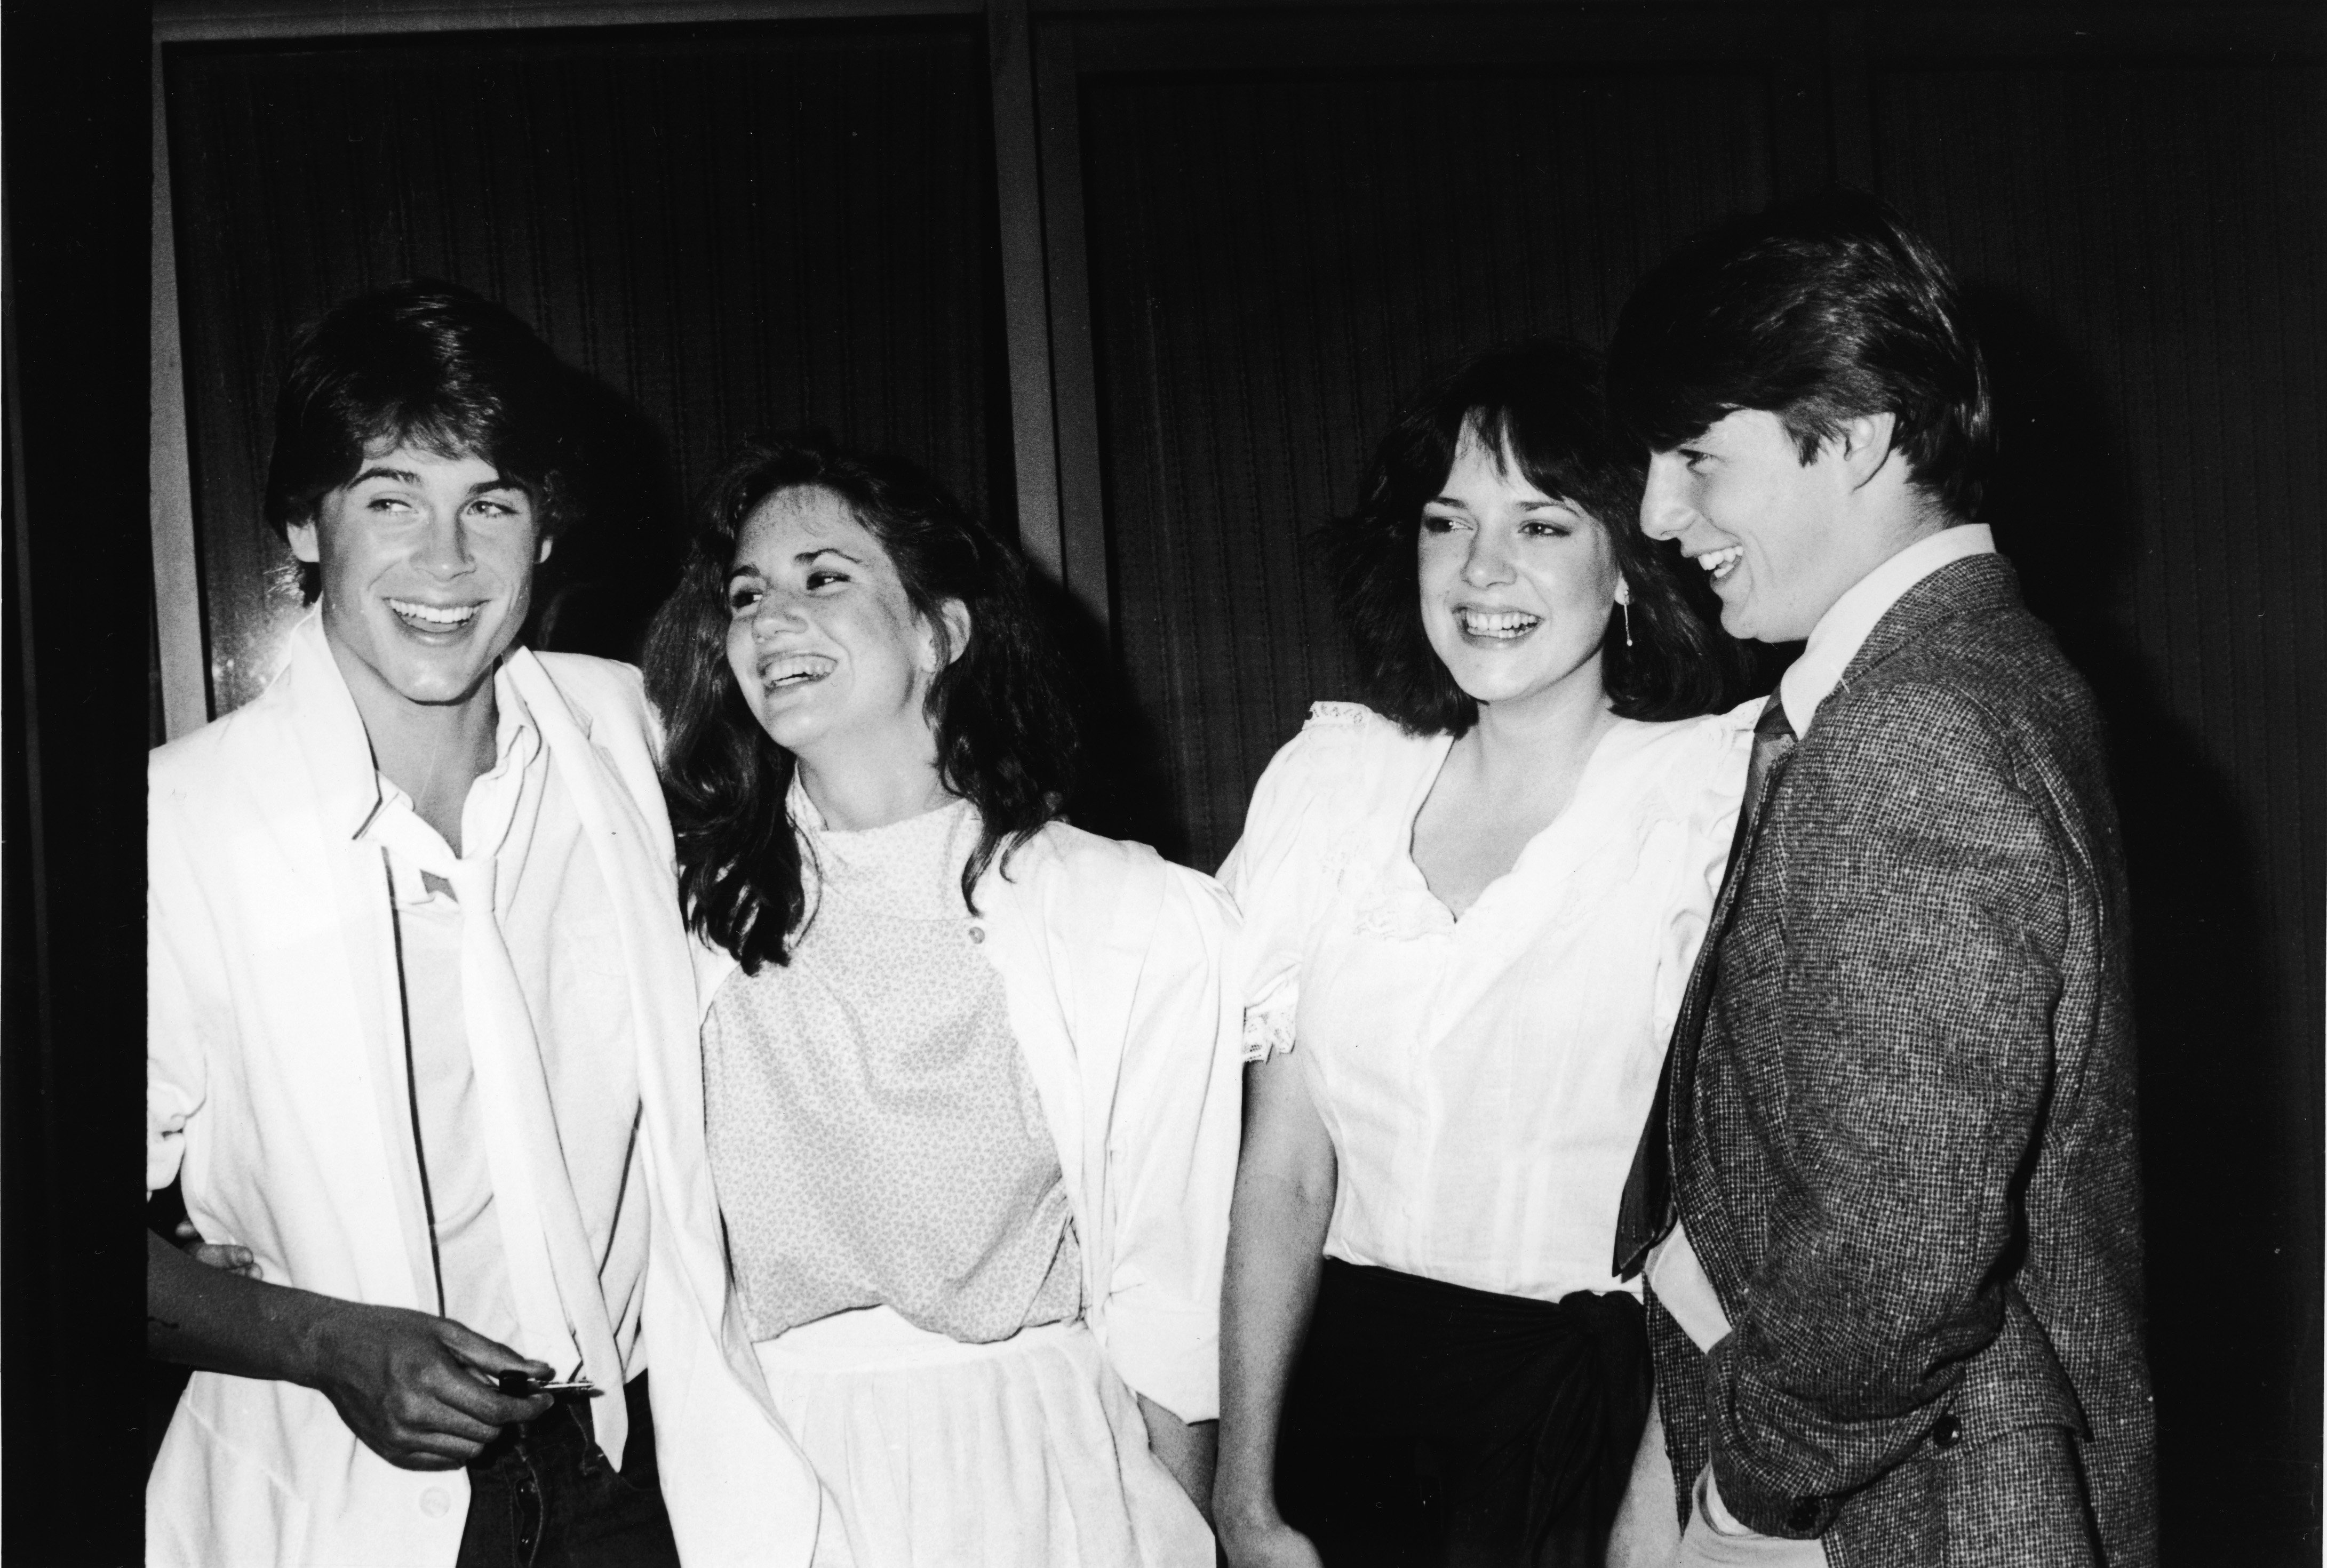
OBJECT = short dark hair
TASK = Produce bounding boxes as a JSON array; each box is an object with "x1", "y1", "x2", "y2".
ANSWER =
[
  {"x1": 1327, "y1": 337, "x2": 1749, "y2": 736},
  {"x1": 644, "y1": 433, "x2": 1078, "y2": 975},
  {"x1": 264, "y1": 279, "x2": 578, "y2": 600},
  {"x1": 1606, "y1": 189, "x2": 1992, "y2": 520}
]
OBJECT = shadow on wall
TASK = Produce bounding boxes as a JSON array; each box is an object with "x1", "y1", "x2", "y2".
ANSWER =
[
  {"x1": 1027, "y1": 572, "x2": 1188, "y2": 863},
  {"x1": 1970, "y1": 283, "x2": 2302, "y2": 1558},
  {"x1": 530, "y1": 369, "x2": 688, "y2": 666}
]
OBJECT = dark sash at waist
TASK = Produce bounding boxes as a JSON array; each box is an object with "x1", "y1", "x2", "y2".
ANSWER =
[{"x1": 1279, "y1": 1260, "x2": 1651, "y2": 1566}]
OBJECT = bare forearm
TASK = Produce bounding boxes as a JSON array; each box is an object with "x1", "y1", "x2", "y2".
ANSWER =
[
  {"x1": 1216, "y1": 1168, "x2": 1333, "y2": 1529},
  {"x1": 147, "y1": 1229, "x2": 331, "y2": 1386},
  {"x1": 1137, "y1": 1394, "x2": 1219, "y2": 1519},
  {"x1": 148, "y1": 1230, "x2": 551, "y2": 1469}
]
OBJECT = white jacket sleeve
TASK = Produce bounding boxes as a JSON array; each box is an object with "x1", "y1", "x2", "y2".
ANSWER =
[
  {"x1": 147, "y1": 766, "x2": 211, "y2": 1198},
  {"x1": 1098, "y1": 861, "x2": 1244, "y2": 1423}
]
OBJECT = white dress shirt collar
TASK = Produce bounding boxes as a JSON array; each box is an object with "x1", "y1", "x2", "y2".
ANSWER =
[
  {"x1": 361, "y1": 667, "x2": 545, "y2": 885},
  {"x1": 1778, "y1": 523, "x2": 1996, "y2": 737},
  {"x1": 279, "y1": 609, "x2": 556, "y2": 852}
]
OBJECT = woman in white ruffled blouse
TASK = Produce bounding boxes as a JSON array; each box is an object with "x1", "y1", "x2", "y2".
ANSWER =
[
  {"x1": 1214, "y1": 341, "x2": 1756, "y2": 1568},
  {"x1": 641, "y1": 435, "x2": 1241, "y2": 1568}
]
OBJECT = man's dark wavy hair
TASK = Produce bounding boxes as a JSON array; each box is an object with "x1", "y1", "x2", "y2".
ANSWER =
[
  {"x1": 644, "y1": 433, "x2": 1077, "y2": 975},
  {"x1": 1327, "y1": 337, "x2": 1749, "y2": 737},
  {"x1": 1606, "y1": 189, "x2": 1993, "y2": 520},
  {"x1": 265, "y1": 279, "x2": 578, "y2": 601}
]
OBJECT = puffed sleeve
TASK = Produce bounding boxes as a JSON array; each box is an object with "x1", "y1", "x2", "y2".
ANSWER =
[
  {"x1": 1215, "y1": 701, "x2": 1372, "y2": 1062},
  {"x1": 147, "y1": 769, "x2": 211, "y2": 1198},
  {"x1": 1100, "y1": 861, "x2": 1244, "y2": 1421}
]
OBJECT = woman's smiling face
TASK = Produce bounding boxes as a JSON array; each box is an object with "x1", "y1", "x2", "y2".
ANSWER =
[
  {"x1": 1415, "y1": 423, "x2": 1620, "y2": 716},
  {"x1": 722, "y1": 484, "x2": 947, "y2": 762}
]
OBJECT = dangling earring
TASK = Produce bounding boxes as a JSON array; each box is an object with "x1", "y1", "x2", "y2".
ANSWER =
[{"x1": 1615, "y1": 582, "x2": 1633, "y2": 649}]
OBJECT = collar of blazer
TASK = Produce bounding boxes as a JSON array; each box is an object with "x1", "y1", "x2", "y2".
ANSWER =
[{"x1": 1826, "y1": 551, "x2": 2024, "y2": 708}]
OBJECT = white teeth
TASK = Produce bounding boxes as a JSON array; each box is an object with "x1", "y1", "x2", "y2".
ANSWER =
[
  {"x1": 389, "y1": 598, "x2": 479, "y2": 627},
  {"x1": 761, "y1": 653, "x2": 837, "y2": 689},
  {"x1": 1457, "y1": 609, "x2": 1541, "y2": 639},
  {"x1": 1697, "y1": 546, "x2": 1745, "y2": 581}
]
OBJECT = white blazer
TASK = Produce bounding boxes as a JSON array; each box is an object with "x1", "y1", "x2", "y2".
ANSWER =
[
  {"x1": 146, "y1": 619, "x2": 833, "y2": 1568},
  {"x1": 673, "y1": 820, "x2": 1245, "y2": 1450}
]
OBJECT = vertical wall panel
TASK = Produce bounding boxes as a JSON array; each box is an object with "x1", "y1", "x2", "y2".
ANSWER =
[
  {"x1": 167, "y1": 18, "x2": 1001, "y2": 715},
  {"x1": 1081, "y1": 63, "x2": 1776, "y2": 866},
  {"x1": 1873, "y1": 57, "x2": 2327, "y2": 1558}
]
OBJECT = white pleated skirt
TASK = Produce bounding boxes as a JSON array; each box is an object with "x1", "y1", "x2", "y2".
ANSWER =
[{"x1": 753, "y1": 1307, "x2": 1214, "y2": 1568}]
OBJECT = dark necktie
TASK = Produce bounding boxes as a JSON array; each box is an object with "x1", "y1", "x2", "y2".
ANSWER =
[{"x1": 1612, "y1": 692, "x2": 1798, "y2": 1280}]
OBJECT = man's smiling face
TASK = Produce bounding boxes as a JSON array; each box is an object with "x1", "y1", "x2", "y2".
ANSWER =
[
  {"x1": 1640, "y1": 407, "x2": 1862, "y2": 644},
  {"x1": 289, "y1": 443, "x2": 549, "y2": 713}
]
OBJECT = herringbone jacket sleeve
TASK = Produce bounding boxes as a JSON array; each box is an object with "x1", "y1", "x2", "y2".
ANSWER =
[{"x1": 1701, "y1": 675, "x2": 2080, "y2": 1531}]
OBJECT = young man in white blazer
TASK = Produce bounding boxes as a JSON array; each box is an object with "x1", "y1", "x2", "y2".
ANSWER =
[{"x1": 145, "y1": 283, "x2": 834, "y2": 1568}]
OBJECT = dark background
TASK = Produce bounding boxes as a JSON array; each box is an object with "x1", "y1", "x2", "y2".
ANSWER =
[{"x1": 7, "y1": 1, "x2": 2321, "y2": 1562}]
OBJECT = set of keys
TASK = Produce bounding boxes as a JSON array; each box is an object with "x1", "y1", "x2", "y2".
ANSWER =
[{"x1": 495, "y1": 1367, "x2": 601, "y2": 1398}]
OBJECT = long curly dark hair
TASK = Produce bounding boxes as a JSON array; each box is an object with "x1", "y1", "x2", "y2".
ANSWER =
[
  {"x1": 1327, "y1": 337, "x2": 1750, "y2": 736},
  {"x1": 644, "y1": 434, "x2": 1077, "y2": 974}
]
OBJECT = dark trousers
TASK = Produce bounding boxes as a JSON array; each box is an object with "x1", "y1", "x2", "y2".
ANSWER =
[
  {"x1": 456, "y1": 1372, "x2": 682, "y2": 1568},
  {"x1": 1277, "y1": 1260, "x2": 1651, "y2": 1568}
]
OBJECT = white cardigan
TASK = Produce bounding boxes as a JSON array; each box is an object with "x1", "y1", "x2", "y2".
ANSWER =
[
  {"x1": 146, "y1": 620, "x2": 833, "y2": 1568},
  {"x1": 674, "y1": 820, "x2": 1245, "y2": 1446}
]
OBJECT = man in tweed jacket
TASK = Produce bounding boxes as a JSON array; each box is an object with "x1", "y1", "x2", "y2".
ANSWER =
[{"x1": 1603, "y1": 194, "x2": 2156, "y2": 1566}]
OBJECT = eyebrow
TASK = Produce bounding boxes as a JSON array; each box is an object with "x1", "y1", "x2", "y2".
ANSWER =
[
  {"x1": 346, "y1": 465, "x2": 524, "y2": 497},
  {"x1": 724, "y1": 546, "x2": 865, "y2": 582},
  {"x1": 349, "y1": 465, "x2": 421, "y2": 487}
]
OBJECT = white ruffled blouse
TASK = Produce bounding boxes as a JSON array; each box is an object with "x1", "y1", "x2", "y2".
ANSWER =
[{"x1": 1220, "y1": 699, "x2": 1755, "y2": 1302}]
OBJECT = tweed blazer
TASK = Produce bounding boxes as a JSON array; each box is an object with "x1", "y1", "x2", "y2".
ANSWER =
[{"x1": 1651, "y1": 554, "x2": 2155, "y2": 1567}]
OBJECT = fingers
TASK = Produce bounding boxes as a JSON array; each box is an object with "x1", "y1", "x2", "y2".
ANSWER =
[
  {"x1": 358, "y1": 1351, "x2": 513, "y2": 1451},
  {"x1": 381, "y1": 1425, "x2": 494, "y2": 1470},
  {"x1": 437, "y1": 1319, "x2": 555, "y2": 1382},
  {"x1": 418, "y1": 1353, "x2": 551, "y2": 1431},
  {"x1": 170, "y1": 1220, "x2": 259, "y2": 1277},
  {"x1": 349, "y1": 1366, "x2": 531, "y2": 1469},
  {"x1": 316, "y1": 1304, "x2": 552, "y2": 1468},
  {"x1": 389, "y1": 1452, "x2": 473, "y2": 1473},
  {"x1": 432, "y1": 1322, "x2": 556, "y2": 1425},
  {"x1": 335, "y1": 1374, "x2": 503, "y2": 1469}
]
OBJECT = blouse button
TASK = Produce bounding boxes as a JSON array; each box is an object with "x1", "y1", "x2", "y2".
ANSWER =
[
  {"x1": 967, "y1": 925, "x2": 986, "y2": 944},
  {"x1": 419, "y1": 1486, "x2": 451, "y2": 1518}
]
